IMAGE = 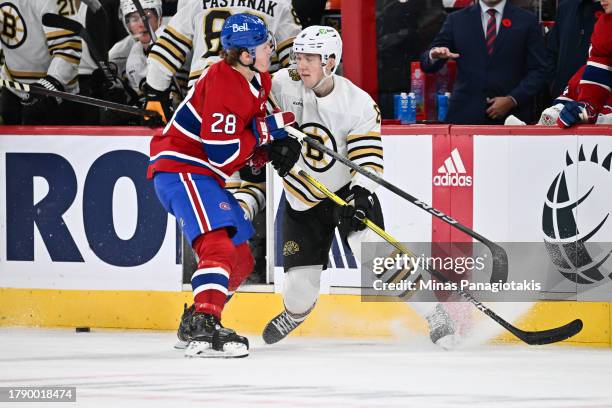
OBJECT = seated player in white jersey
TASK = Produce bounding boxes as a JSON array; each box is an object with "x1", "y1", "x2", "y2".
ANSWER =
[
  {"x1": 261, "y1": 25, "x2": 460, "y2": 349},
  {"x1": 119, "y1": 0, "x2": 162, "y2": 94}
]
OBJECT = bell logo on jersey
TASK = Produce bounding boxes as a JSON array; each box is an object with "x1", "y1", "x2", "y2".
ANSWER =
[
  {"x1": 232, "y1": 22, "x2": 249, "y2": 32},
  {"x1": 433, "y1": 148, "x2": 472, "y2": 187}
]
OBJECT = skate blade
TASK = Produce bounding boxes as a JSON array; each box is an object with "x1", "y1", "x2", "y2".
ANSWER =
[
  {"x1": 174, "y1": 340, "x2": 188, "y2": 350},
  {"x1": 184, "y1": 341, "x2": 249, "y2": 358},
  {"x1": 435, "y1": 334, "x2": 462, "y2": 350}
]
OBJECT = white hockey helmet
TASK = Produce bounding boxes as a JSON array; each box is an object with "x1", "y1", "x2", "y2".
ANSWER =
[
  {"x1": 291, "y1": 25, "x2": 342, "y2": 75},
  {"x1": 119, "y1": 0, "x2": 162, "y2": 34}
]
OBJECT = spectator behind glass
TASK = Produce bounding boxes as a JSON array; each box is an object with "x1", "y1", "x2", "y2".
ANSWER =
[
  {"x1": 546, "y1": 0, "x2": 604, "y2": 100},
  {"x1": 377, "y1": 0, "x2": 446, "y2": 118},
  {"x1": 420, "y1": 0, "x2": 547, "y2": 124}
]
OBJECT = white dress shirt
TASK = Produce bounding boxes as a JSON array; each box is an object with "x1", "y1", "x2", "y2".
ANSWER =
[{"x1": 479, "y1": 0, "x2": 507, "y2": 36}]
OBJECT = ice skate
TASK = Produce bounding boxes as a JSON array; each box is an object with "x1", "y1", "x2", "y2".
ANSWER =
[
  {"x1": 174, "y1": 303, "x2": 194, "y2": 350},
  {"x1": 184, "y1": 312, "x2": 249, "y2": 358},
  {"x1": 262, "y1": 310, "x2": 304, "y2": 344},
  {"x1": 426, "y1": 304, "x2": 461, "y2": 350}
]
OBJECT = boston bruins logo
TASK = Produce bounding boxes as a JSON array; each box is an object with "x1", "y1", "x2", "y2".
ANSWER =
[
  {"x1": 299, "y1": 122, "x2": 337, "y2": 173},
  {"x1": 288, "y1": 68, "x2": 301, "y2": 81},
  {"x1": 0, "y1": 3, "x2": 26, "y2": 49},
  {"x1": 283, "y1": 240, "x2": 300, "y2": 256}
]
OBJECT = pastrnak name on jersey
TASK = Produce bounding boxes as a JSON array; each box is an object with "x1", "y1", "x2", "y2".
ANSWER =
[{"x1": 202, "y1": 0, "x2": 280, "y2": 16}]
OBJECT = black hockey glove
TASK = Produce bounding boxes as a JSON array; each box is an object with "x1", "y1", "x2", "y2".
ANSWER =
[
  {"x1": 143, "y1": 82, "x2": 172, "y2": 126},
  {"x1": 21, "y1": 75, "x2": 64, "y2": 124},
  {"x1": 269, "y1": 136, "x2": 302, "y2": 177},
  {"x1": 90, "y1": 67, "x2": 130, "y2": 104},
  {"x1": 337, "y1": 186, "x2": 375, "y2": 232}
]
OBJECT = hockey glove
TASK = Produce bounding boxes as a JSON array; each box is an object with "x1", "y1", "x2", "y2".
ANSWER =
[
  {"x1": 143, "y1": 82, "x2": 172, "y2": 126},
  {"x1": 557, "y1": 100, "x2": 595, "y2": 128},
  {"x1": 21, "y1": 75, "x2": 64, "y2": 106},
  {"x1": 90, "y1": 67, "x2": 130, "y2": 104},
  {"x1": 252, "y1": 111, "x2": 296, "y2": 145},
  {"x1": 337, "y1": 186, "x2": 375, "y2": 232},
  {"x1": 269, "y1": 136, "x2": 302, "y2": 177},
  {"x1": 21, "y1": 76, "x2": 64, "y2": 124}
]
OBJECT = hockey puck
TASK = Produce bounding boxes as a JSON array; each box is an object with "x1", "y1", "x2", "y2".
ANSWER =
[{"x1": 75, "y1": 327, "x2": 90, "y2": 333}]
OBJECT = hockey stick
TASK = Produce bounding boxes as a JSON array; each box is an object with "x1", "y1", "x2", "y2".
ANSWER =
[
  {"x1": 267, "y1": 95, "x2": 508, "y2": 284},
  {"x1": 0, "y1": 78, "x2": 160, "y2": 118},
  {"x1": 296, "y1": 167, "x2": 583, "y2": 345},
  {"x1": 131, "y1": 0, "x2": 185, "y2": 98}
]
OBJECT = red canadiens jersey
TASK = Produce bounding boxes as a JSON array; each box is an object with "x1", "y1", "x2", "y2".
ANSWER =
[
  {"x1": 557, "y1": 65, "x2": 612, "y2": 114},
  {"x1": 147, "y1": 61, "x2": 271, "y2": 186},
  {"x1": 577, "y1": 13, "x2": 612, "y2": 112}
]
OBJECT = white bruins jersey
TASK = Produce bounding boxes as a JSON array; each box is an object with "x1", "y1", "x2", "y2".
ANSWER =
[
  {"x1": 272, "y1": 68, "x2": 384, "y2": 212},
  {"x1": 146, "y1": 0, "x2": 301, "y2": 91},
  {"x1": 109, "y1": 35, "x2": 136, "y2": 81},
  {"x1": 0, "y1": 0, "x2": 81, "y2": 92},
  {"x1": 125, "y1": 24, "x2": 168, "y2": 93}
]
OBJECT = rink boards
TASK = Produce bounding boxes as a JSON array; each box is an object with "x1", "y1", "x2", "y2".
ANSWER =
[{"x1": 1, "y1": 125, "x2": 612, "y2": 346}]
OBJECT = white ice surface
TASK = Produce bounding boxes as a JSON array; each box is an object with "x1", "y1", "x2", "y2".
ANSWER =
[{"x1": 1, "y1": 328, "x2": 612, "y2": 408}]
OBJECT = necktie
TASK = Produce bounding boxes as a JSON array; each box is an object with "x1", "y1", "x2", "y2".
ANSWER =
[{"x1": 486, "y1": 9, "x2": 497, "y2": 55}]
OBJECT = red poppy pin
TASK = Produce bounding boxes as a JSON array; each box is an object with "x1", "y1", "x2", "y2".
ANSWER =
[
  {"x1": 502, "y1": 18, "x2": 512, "y2": 28},
  {"x1": 595, "y1": 10, "x2": 603, "y2": 19}
]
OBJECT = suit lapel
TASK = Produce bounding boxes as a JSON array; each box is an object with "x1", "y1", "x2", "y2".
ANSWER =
[{"x1": 468, "y1": 5, "x2": 489, "y2": 57}]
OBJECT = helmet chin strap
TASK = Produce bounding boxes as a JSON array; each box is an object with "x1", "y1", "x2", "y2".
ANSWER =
[
  {"x1": 311, "y1": 65, "x2": 334, "y2": 93},
  {"x1": 237, "y1": 48, "x2": 260, "y2": 73}
]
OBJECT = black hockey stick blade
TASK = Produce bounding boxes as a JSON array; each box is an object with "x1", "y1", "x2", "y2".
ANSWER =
[
  {"x1": 511, "y1": 319, "x2": 584, "y2": 345},
  {"x1": 457, "y1": 289, "x2": 583, "y2": 345}
]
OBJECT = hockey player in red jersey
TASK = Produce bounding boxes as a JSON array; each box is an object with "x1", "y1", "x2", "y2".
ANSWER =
[
  {"x1": 148, "y1": 13, "x2": 301, "y2": 358},
  {"x1": 535, "y1": 65, "x2": 612, "y2": 125},
  {"x1": 558, "y1": 3, "x2": 612, "y2": 128}
]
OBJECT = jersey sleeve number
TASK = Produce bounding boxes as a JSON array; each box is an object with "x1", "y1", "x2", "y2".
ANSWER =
[
  {"x1": 211, "y1": 113, "x2": 236, "y2": 134},
  {"x1": 57, "y1": 0, "x2": 78, "y2": 16}
]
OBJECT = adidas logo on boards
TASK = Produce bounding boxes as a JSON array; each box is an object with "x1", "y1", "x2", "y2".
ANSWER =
[{"x1": 433, "y1": 148, "x2": 472, "y2": 187}]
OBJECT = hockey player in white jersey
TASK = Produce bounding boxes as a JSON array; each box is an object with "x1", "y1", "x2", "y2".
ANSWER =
[
  {"x1": 0, "y1": 0, "x2": 82, "y2": 124},
  {"x1": 119, "y1": 0, "x2": 163, "y2": 93},
  {"x1": 142, "y1": 0, "x2": 301, "y2": 123},
  {"x1": 262, "y1": 26, "x2": 459, "y2": 349}
]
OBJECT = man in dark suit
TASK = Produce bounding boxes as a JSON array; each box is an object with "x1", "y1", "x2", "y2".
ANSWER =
[{"x1": 420, "y1": 0, "x2": 547, "y2": 124}]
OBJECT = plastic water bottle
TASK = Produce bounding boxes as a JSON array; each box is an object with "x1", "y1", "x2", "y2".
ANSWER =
[
  {"x1": 394, "y1": 93, "x2": 414, "y2": 124},
  {"x1": 437, "y1": 92, "x2": 450, "y2": 122},
  {"x1": 407, "y1": 92, "x2": 417, "y2": 124}
]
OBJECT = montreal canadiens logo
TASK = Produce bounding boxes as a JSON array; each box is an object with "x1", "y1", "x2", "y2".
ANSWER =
[
  {"x1": 433, "y1": 148, "x2": 472, "y2": 187},
  {"x1": 219, "y1": 202, "x2": 231, "y2": 211},
  {"x1": 542, "y1": 145, "x2": 612, "y2": 285}
]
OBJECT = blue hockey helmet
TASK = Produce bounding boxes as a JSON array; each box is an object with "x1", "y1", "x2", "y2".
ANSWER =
[{"x1": 221, "y1": 14, "x2": 271, "y2": 60}]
